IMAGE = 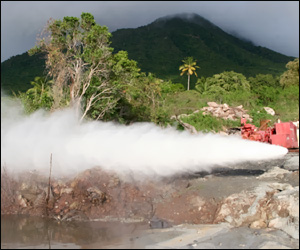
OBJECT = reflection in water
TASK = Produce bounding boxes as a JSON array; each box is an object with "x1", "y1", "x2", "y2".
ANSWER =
[{"x1": 1, "y1": 215, "x2": 150, "y2": 249}]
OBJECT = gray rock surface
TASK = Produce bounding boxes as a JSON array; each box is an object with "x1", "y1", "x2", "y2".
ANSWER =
[
  {"x1": 142, "y1": 153, "x2": 299, "y2": 249},
  {"x1": 139, "y1": 224, "x2": 299, "y2": 249},
  {"x1": 284, "y1": 155, "x2": 299, "y2": 171}
]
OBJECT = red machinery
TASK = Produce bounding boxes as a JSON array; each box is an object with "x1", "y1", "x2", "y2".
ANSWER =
[{"x1": 241, "y1": 118, "x2": 299, "y2": 149}]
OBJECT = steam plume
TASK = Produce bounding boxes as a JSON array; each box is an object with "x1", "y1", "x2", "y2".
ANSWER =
[{"x1": 1, "y1": 96, "x2": 288, "y2": 178}]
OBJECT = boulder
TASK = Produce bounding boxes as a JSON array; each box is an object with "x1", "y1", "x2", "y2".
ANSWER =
[
  {"x1": 283, "y1": 155, "x2": 299, "y2": 171},
  {"x1": 207, "y1": 102, "x2": 219, "y2": 108},
  {"x1": 264, "y1": 107, "x2": 275, "y2": 116},
  {"x1": 214, "y1": 182, "x2": 299, "y2": 239}
]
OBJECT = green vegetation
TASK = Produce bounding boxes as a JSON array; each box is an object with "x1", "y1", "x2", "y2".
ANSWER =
[
  {"x1": 16, "y1": 13, "x2": 167, "y2": 124},
  {"x1": 17, "y1": 76, "x2": 54, "y2": 113},
  {"x1": 196, "y1": 71, "x2": 252, "y2": 104},
  {"x1": 1, "y1": 13, "x2": 298, "y2": 133},
  {"x1": 28, "y1": 13, "x2": 123, "y2": 121},
  {"x1": 164, "y1": 60, "x2": 299, "y2": 131},
  {"x1": 1, "y1": 52, "x2": 46, "y2": 94},
  {"x1": 180, "y1": 111, "x2": 241, "y2": 133},
  {"x1": 111, "y1": 14, "x2": 295, "y2": 87},
  {"x1": 280, "y1": 58, "x2": 299, "y2": 88},
  {"x1": 179, "y1": 57, "x2": 200, "y2": 90}
]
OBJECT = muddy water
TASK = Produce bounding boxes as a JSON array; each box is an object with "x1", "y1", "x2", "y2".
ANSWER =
[{"x1": 1, "y1": 215, "x2": 153, "y2": 249}]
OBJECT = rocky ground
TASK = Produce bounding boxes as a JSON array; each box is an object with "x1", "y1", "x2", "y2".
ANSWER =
[
  {"x1": 175, "y1": 101, "x2": 254, "y2": 122},
  {"x1": 1, "y1": 152, "x2": 299, "y2": 249}
]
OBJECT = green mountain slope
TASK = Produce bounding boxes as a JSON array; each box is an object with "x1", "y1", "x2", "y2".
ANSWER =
[
  {"x1": 1, "y1": 52, "x2": 47, "y2": 94},
  {"x1": 111, "y1": 13, "x2": 294, "y2": 83},
  {"x1": 1, "y1": 13, "x2": 295, "y2": 94}
]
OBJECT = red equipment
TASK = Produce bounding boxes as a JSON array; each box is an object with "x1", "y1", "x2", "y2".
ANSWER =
[{"x1": 241, "y1": 118, "x2": 298, "y2": 149}]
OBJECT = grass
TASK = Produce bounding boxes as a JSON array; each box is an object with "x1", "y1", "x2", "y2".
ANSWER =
[
  {"x1": 160, "y1": 84, "x2": 299, "y2": 132},
  {"x1": 180, "y1": 112, "x2": 241, "y2": 133}
]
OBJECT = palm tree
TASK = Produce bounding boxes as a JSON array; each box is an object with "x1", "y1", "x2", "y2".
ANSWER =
[{"x1": 179, "y1": 57, "x2": 200, "y2": 90}]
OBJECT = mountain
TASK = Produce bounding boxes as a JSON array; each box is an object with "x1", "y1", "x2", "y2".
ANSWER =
[
  {"x1": 111, "y1": 13, "x2": 294, "y2": 84},
  {"x1": 1, "y1": 13, "x2": 295, "y2": 94},
  {"x1": 1, "y1": 52, "x2": 47, "y2": 94}
]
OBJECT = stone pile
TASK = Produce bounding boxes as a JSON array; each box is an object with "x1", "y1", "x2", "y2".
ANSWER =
[
  {"x1": 201, "y1": 102, "x2": 252, "y2": 122},
  {"x1": 169, "y1": 102, "x2": 253, "y2": 134},
  {"x1": 214, "y1": 179, "x2": 299, "y2": 240}
]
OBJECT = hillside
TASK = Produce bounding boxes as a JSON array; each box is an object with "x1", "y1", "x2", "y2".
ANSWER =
[
  {"x1": 1, "y1": 52, "x2": 47, "y2": 94},
  {"x1": 111, "y1": 13, "x2": 294, "y2": 86},
  {"x1": 1, "y1": 13, "x2": 295, "y2": 94}
]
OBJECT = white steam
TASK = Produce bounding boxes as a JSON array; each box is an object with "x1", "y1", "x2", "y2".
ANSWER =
[{"x1": 1, "y1": 96, "x2": 288, "y2": 178}]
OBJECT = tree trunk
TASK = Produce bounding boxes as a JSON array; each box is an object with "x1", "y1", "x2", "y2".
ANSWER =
[
  {"x1": 69, "y1": 76, "x2": 75, "y2": 105},
  {"x1": 187, "y1": 73, "x2": 190, "y2": 91}
]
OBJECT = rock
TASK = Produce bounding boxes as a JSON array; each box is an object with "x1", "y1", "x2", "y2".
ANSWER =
[
  {"x1": 175, "y1": 117, "x2": 198, "y2": 134},
  {"x1": 214, "y1": 182, "x2": 299, "y2": 240},
  {"x1": 142, "y1": 223, "x2": 299, "y2": 249},
  {"x1": 283, "y1": 155, "x2": 299, "y2": 171},
  {"x1": 86, "y1": 186, "x2": 107, "y2": 204},
  {"x1": 264, "y1": 107, "x2": 275, "y2": 116},
  {"x1": 108, "y1": 177, "x2": 120, "y2": 188},
  {"x1": 17, "y1": 195, "x2": 28, "y2": 208},
  {"x1": 207, "y1": 101, "x2": 219, "y2": 108},
  {"x1": 226, "y1": 114, "x2": 236, "y2": 121},
  {"x1": 242, "y1": 114, "x2": 253, "y2": 122},
  {"x1": 258, "y1": 241, "x2": 293, "y2": 249},
  {"x1": 200, "y1": 102, "x2": 251, "y2": 121},
  {"x1": 250, "y1": 219, "x2": 267, "y2": 229},
  {"x1": 214, "y1": 191, "x2": 258, "y2": 227},
  {"x1": 52, "y1": 187, "x2": 60, "y2": 197},
  {"x1": 222, "y1": 103, "x2": 230, "y2": 111},
  {"x1": 149, "y1": 215, "x2": 171, "y2": 228},
  {"x1": 60, "y1": 187, "x2": 74, "y2": 195},
  {"x1": 256, "y1": 167, "x2": 291, "y2": 180},
  {"x1": 268, "y1": 217, "x2": 299, "y2": 240},
  {"x1": 172, "y1": 102, "x2": 252, "y2": 126},
  {"x1": 218, "y1": 131, "x2": 228, "y2": 136},
  {"x1": 269, "y1": 186, "x2": 299, "y2": 239},
  {"x1": 69, "y1": 201, "x2": 80, "y2": 210},
  {"x1": 235, "y1": 111, "x2": 244, "y2": 118}
]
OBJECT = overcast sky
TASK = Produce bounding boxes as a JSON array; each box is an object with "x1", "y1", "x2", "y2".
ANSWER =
[{"x1": 1, "y1": 1, "x2": 299, "y2": 62}]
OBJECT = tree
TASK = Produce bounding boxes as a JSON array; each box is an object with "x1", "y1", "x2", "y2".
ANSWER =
[
  {"x1": 280, "y1": 58, "x2": 299, "y2": 89},
  {"x1": 102, "y1": 50, "x2": 141, "y2": 121},
  {"x1": 206, "y1": 71, "x2": 250, "y2": 93},
  {"x1": 179, "y1": 57, "x2": 199, "y2": 90},
  {"x1": 120, "y1": 72, "x2": 163, "y2": 122},
  {"x1": 18, "y1": 76, "x2": 54, "y2": 113},
  {"x1": 160, "y1": 80, "x2": 184, "y2": 96},
  {"x1": 28, "y1": 13, "x2": 120, "y2": 122},
  {"x1": 201, "y1": 71, "x2": 250, "y2": 104},
  {"x1": 143, "y1": 73, "x2": 162, "y2": 123},
  {"x1": 248, "y1": 74, "x2": 280, "y2": 105},
  {"x1": 195, "y1": 77, "x2": 208, "y2": 94}
]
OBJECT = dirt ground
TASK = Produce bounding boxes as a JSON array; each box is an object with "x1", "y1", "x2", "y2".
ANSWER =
[{"x1": 1, "y1": 152, "x2": 299, "y2": 227}]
